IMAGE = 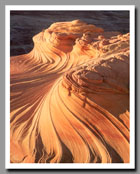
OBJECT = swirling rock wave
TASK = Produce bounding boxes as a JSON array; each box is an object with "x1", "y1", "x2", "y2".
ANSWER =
[{"x1": 10, "y1": 20, "x2": 130, "y2": 163}]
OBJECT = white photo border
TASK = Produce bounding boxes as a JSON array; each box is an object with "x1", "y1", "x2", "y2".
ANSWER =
[{"x1": 5, "y1": 5, "x2": 135, "y2": 169}]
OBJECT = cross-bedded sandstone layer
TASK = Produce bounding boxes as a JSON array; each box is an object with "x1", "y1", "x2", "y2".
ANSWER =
[{"x1": 10, "y1": 20, "x2": 130, "y2": 163}]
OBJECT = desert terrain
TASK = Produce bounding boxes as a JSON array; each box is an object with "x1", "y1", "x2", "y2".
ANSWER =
[{"x1": 10, "y1": 14, "x2": 130, "y2": 163}]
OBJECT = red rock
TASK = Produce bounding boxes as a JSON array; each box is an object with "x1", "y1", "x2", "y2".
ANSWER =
[{"x1": 10, "y1": 20, "x2": 130, "y2": 163}]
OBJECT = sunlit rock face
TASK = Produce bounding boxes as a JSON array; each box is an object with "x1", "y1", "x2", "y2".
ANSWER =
[{"x1": 10, "y1": 20, "x2": 130, "y2": 163}]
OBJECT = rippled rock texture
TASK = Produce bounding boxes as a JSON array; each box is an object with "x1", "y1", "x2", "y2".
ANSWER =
[
  {"x1": 10, "y1": 20, "x2": 130, "y2": 163},
  {"x1": 10, "y1": 11, "x2": 129, "y2": 56}
]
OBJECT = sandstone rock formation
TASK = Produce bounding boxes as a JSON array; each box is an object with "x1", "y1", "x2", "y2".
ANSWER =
[{"x1": 10, "y1": 20, "x2": 130, "y2": 163}]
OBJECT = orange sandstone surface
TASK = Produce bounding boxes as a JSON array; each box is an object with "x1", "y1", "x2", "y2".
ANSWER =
[{"x1": 10, "y1": 20, "x2": 130, "y2": 163}]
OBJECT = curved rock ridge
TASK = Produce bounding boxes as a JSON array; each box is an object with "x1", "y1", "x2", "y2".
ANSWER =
[{"x1": 10, "y1": 20, "x2": 130, "y2": 163}]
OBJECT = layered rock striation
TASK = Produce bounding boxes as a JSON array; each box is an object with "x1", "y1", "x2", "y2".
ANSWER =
[{"x1": 10, "y1": 20, "x2": 130, "y2": 163}]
